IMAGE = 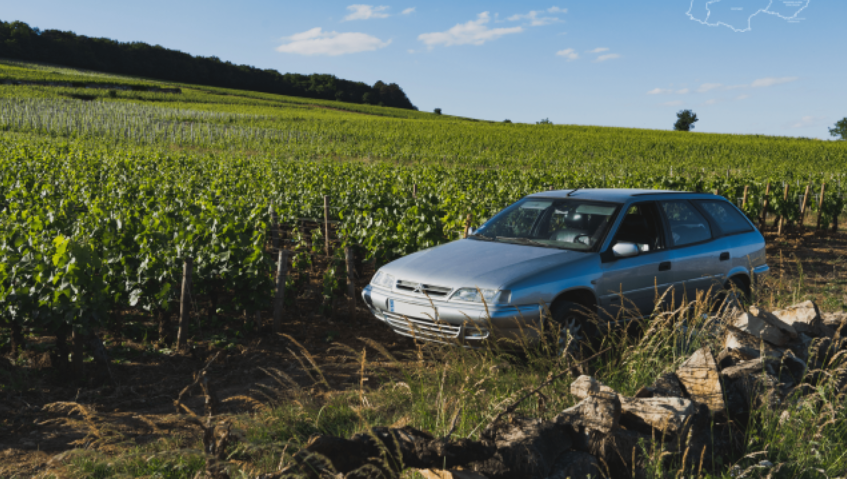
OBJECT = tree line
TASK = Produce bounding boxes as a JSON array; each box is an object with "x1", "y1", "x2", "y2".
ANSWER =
[{"x1": 0, "y1": 20, "x2": 417, "y2": 110}]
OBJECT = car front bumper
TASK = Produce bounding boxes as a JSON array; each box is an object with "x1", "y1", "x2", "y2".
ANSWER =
[{"x1": 362, "y1": 285, "x2": 544, "y2": 344}]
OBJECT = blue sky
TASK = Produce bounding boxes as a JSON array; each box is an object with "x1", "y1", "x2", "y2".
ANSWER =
[{"x1": 2, "y1": 0, "x2": 844, "y2": 138}]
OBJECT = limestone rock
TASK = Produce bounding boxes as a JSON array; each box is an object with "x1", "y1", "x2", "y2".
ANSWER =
[
  {"x1": 749, "y1": 306, "x2": 799, "y2": 339},
  {"x1": 822, "y1": 311, "x2": 847, "y2": 329},
  {"x1": 734, "y1": 312, "x2": 793, "y2": 347},
  {"x1": 556, "y1": 392, "x2": 621, "y2": 434},
  {"x1": 771, "y1": 301, "x2": 823, "y2": 336},
  {"x1": 720, "y1": 358, "x2": 776, "y2": 381},
  {"x1": 724, "y1": 327, "x2": 781, "y2": 356},
  {"x1": 570, "y1": 375, "x2": 616, "y2": 400},
  {"x1": 620, "y1": 397, "x2": 694, "y2": 435},
  {"x1": 676, "y1": 347, "x2": 725, "y2": 413}
]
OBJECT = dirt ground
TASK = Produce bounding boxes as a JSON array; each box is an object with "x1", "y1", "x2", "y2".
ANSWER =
[
  {"x1": 2, "y1": 226, "x2": 847, "y2": 477},
  {"x1": 0, "y1": 255, "x2": 418, "y2": 477}
]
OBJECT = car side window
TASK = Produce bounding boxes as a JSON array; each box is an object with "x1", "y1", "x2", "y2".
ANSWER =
[
  {"x1": 610, "y1": 202, "x2": 665, "y2": 253},
  {"x1": 695, "y1": 200, "x2": 753, "y2": 235},
  {"x1": 660, "y1": 200, "x2": 712, "y2": 247}
]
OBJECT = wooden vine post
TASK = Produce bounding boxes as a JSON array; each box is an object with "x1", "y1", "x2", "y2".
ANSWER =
[
  {"x1": 345, "y1": 246, "x2": 357, "y2": 319},
  {"x1": 272, "y1": 250, "x2": 288, "y2": 334},
  {"x1": 778, "y1": 183, "x2": 790, "y2": 235},
  {"x1": 741, "y1": 185, "x2": 749, "y2": 209},
  {"x1": 759, "y1": 181, "x2": 771, "y2": 231},
  {"x1": 799, "y1": 184, "x2": 811, "y2": 229},
  {"x1": 323, "y1": 195, "x2": 330, "y2": 256},
  {"x1": 412, "y1": 184, "x2": 417, "y2": 199},
  {"x1": 463, "y1": 213, "x2": 473, "y2": 239},
  {"x1": 269, "y1": 206, "x2": 280, "y2": 249},
  {"x1": 177, "y1": 257, "x2": 193, "y2": 350},
  {"x1": 817, "y1": 182, "x2": 827, "y2": 230}
]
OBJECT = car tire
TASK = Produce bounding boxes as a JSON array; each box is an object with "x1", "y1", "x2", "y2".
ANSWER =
[
  {"x1": 725, "y1": 275, "x2": 751, "y2": 304},
  {"x1": 549, "y1": 300, "x2": 598, "y2": 357}
]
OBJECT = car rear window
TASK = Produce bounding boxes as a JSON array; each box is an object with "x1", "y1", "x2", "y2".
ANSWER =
[
  {"x1": 695, "y1": 200, "x2": 754, "y2": 235},
  {"x1": 660, "y1": 201, "x2": 712, "y2": 247}
]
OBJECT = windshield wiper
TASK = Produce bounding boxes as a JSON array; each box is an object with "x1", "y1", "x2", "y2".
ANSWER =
[
  {"x1": 495, "y1": 236, "x2": 578, "y2": 250},
  {"x1": 468, "y1": 234, "x2": 495, "y2": 241},
  {"x1": 495, "y1": 237, "x2": 549, "y2": 247}
]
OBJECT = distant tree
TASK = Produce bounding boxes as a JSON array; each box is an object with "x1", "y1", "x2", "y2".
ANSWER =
[
  {"x1": 830, "y1": 118, "x2": 847, "y2": 141},
  {"x1": 434, "y1": 108, "x2": 442, "y2": 115},
  {"x1": 503, "y1": 119, "x2": 512, "y2": 123},
  {"x1": 334, "y1": 90, "x2": 345, "y2": 101},
  {"x1": 362, "y1": 92, "x2": 375, "y2": 104},
  {"x1": 674, "y1": 110, "x2": 699, "y2": 131},
  {"x1": 536, "y1": 118, "x2": 552, "y2": 125}
]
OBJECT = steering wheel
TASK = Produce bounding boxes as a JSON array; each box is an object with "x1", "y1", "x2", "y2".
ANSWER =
[{"x1": 573, "y1": 234, "x2": 591, "y2": 245}]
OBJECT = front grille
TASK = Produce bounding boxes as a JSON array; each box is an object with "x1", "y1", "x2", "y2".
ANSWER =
[
  {"x1": 395, "y1": 280, "x2": 452, "y2": 297},
  {"x1": 384, "y1": 312, "x2": 462, "y2": 343}
]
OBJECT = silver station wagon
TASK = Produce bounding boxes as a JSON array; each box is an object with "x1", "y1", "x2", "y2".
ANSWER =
[{"x1": 362, "y1": 189, "x2": 769, "y2": 344}]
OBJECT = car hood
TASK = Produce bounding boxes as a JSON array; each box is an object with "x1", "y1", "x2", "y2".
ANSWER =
[{"x1": 380, "y1": 239, "x2": 589, "y2": 290}]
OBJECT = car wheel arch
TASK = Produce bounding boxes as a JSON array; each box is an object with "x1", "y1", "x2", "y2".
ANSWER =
[{"x1": 550, "y1": 287, "x2": 597, "y2": 312}]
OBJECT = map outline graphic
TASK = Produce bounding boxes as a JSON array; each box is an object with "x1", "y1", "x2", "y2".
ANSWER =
[{"x1": 687, "y1": 0, "x2": 810, "y2": 32}]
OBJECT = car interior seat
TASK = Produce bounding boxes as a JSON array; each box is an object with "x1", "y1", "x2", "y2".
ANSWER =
[{"x1": 549, "y1": 214, "x2": 590, "y2": 243}]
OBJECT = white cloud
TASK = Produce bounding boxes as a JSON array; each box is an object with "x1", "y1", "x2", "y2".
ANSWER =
[
  {"x1": 508, "y1": 9, "x2": 563, "y2": 26},
  {"x1": 277, "y1": 27, "x2": 391, "y2": 56},
  {"x1": 401, "y1": 7, "x2": 415, "y2": 15},
  {"x1": 588, "y1": 47, "x2": 609, "y2": 53},
  {"x1": 548, "y1": 7, "x2": 567, "y2": 13},
  {"x1": 788, "y1": 115, "x2": 827, "y2": 129},
  {"x1": 790, "y1": 116, "x2": 815, "y2": 128},
  {"x1": 697, "y1": 83, "x2": 723, "y2": 93},
  {"x1": 649, "y1": 87, "x2": 690, "y2": 95},
  {"x1": 703, "y1": 99, "x2": 718, "y2": 105},
  {"x1": 751, "y1": 76, "x2": 798, "y2": 88},
  {"x1": 344, "y1": 4, "x2": 390, "y2": 21},
  {"x1": 418, "y1": 12, "x2": 523, "y2": 47},
  {"x1": 594, "y1": 53, "x2": 620, "y2": 62},
  {"x1": 736, "y1": 94, "x2": 749, "y2": 100},
  {"x1": 663, "y1": 100, "x2": 684, "y2": 106},
  {"x1": 556, "y1": 48, "x2": 579, "y2": 61}
]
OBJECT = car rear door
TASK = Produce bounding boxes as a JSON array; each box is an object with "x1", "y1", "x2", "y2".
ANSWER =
[
  {"x1": 658, "y1": 200, "x2": 725, "y2": 304},
  {"x1": 596, "y1": 201, "x2": 676, "y2": 320}
]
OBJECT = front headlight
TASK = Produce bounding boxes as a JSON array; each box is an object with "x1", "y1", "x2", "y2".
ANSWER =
[
  {"x1": 370, "y1": 271, "x2": 395, "y2": 289},
  {"x1": 449, "y1": 288, "x2": 510, "y2": 304}
]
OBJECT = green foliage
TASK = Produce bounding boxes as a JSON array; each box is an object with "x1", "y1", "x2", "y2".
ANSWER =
[{"x1": 674, "y1": 109, "x2": 698, "y2": 132}]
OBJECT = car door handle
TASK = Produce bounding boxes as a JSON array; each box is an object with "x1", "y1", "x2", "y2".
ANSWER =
[
  {"x1": 719, "y1": 252, "x2": 730, "y2": 261},
  {"x1": 659, "y1": 261, "x2": 672, "y2": 271}
]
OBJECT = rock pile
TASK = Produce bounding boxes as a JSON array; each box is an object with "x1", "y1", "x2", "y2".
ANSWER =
[{"x1": 272, "y1": 302, "x2": 847, "y2": 479}]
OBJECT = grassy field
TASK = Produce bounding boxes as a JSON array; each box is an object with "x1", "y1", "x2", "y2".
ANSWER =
[{"x1": 1, "y1": 60, "x2": 846, "y2": 478}]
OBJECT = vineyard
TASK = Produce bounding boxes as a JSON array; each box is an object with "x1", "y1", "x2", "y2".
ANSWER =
[
  {"x1": 1, "y1": 60, "x2": 847, "y2": 477},
  {"x1": 2, "y1": 58, "x2": 847, "y2": 358}
]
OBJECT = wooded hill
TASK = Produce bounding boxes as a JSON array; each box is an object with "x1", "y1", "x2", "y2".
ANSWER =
[{"x1": 0, "y1": 19, "x2": 417, "y2": 110}]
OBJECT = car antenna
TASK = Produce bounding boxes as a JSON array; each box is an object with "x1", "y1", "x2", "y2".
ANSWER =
[{"x1": 566, "y1": 184, "x2": 586, "y2": 197}]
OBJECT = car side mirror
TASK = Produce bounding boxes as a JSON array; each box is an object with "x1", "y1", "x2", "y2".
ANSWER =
[{"x1": 612, "y1": 242, "x2": 639, "y2": 258}]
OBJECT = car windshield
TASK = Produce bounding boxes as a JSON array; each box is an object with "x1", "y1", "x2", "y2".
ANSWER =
[{"x1": 471, "y1": 197, "x2": 619, "y2": 251}]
